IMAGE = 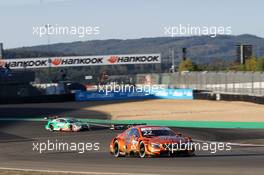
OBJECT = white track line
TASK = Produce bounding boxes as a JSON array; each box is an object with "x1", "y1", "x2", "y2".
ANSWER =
[{"x1": 0, "y1": 167, "x2": 161, "y2": 175}]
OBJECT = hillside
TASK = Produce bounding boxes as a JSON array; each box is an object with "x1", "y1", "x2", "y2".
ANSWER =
[
  {"x1": 5, "y1": 34, "x2": 264, "y2": 64},
  {"x1": 3, "y1": 34, "x2": 264, "y2": 82}
]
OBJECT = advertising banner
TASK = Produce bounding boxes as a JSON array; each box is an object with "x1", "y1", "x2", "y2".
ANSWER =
[
  {"x1": 0, "y1": 53, "x2": 161, "y2": 69},
  {"x1": 75, "y1": 88, "x2": 193, "y2": 101}
]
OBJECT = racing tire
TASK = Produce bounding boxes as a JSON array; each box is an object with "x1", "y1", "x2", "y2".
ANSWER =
[
  {"x1": 186, "y1": 147, "x2": 196, "y2": 157},
  {"x1": 129, "y1": 151, "x2": 136, "y2": 157},
  {"x1": 139, "y1": 142, "x2": 146, "y2": 158},
  {"x1": 87, "y1": 125, "x2": 92, "y2": 131},
  {"x1": 49, "y1": 124, "x2": 54, "y2": 132},
  {"x1": 69, "y1": 125, "x2": 73, "y2": 132},
  {"x1": 113, "y1": 140, "x2": 122, "y2": 158}
]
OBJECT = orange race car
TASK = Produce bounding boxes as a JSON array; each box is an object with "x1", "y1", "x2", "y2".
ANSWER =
[{"x1": 110, "y1": 125, "x2": 195, "y2": 158}]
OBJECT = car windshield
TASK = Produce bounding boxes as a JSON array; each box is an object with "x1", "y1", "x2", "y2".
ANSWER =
[
  {"x1": 141, "y1": 128, "x2": 176, "y2": 137},
  {"x1": 67, "y1": 119, "x2": 80, "y2": 123}
]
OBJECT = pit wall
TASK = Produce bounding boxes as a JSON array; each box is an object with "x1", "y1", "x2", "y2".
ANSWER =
[{"x1": 194, "y1": 91, "x2": 264, "y2": 104}]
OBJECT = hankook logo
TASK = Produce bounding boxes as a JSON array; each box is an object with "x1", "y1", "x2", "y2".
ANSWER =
[
  {"x1": 108, "y1": 56, "x2": 118, "y2": 64},
  {"x1": 51, "y1": 58, "x2": 62, "y2": 66}
]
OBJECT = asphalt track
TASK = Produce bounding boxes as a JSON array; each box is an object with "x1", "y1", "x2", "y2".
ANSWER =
[{"x1": 1, "y1": 102, "x2": 264, "y2": 175}]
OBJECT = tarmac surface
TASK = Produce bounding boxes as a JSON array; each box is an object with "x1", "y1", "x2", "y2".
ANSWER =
[{"x1": 0, "y1": 102, "x2": 264, "y2": 175}]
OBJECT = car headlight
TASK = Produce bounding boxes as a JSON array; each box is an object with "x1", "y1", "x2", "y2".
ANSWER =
[{"x1": 150, "y1": 143, "x2": 161, "y2": 149}]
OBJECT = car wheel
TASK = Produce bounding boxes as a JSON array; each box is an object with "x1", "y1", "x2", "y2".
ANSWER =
[
  {"x1": 139, "y1": 142, "x2": 146, "y2": 158},
  {"x1": 87, "y1": 125, "x2": 91, "y2": 131},
  {"x1": 69, "y1": 125, "x2": 73, "y2": 131},
  {"x1": 129, "y1": 151, "x2": 136, "y2": 157},
  {"x1": 187, "y1": 147, "x2": 195, "y2": 156},
  {"x1": 113, "y1": 140, "x2": 121, "y2": 158},
  {"x1": 49, "y1": 124, "x2": 54, "y2": 131}
]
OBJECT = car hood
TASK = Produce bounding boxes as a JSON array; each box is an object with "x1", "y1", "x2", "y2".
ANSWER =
[{"x1": 146, "y1": 136, "x2": 188, "y2": 144}]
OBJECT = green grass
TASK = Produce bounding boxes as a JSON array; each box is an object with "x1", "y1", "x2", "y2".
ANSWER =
[
  {"x1": 1, "y1": 117, "x2": 264, "y2": 129},
  {"x1": 83, "y1": 119, "x2": 264, "y2": 129}
]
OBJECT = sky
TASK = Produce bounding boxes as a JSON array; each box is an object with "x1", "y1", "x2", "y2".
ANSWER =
[{"x1": 0, "y1": 0, "x2": 263, "y2": 48}]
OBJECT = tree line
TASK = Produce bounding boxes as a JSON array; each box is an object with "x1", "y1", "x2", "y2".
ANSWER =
[{"x1": 178, "y1": 57, "x2": 264, "y2": 72}]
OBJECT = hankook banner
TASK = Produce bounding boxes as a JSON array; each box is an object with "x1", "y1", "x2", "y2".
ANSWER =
[{"x1": 0, "y1": 53, "x2": 161, "y2": 69}]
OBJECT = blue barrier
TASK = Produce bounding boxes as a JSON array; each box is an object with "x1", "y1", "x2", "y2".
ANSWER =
[
  {"x1": 75, "y1": 88, "x2": 193, "y2": 101},
  {"x1": 152, "y1": 88, "x2": 193, "y2": 99}
]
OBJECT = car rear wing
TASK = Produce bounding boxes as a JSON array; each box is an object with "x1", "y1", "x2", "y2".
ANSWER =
[
  {"x1": 109, "y1": 123, "x2": 147, "y2": 130},
  {"x1": 85, "y1": 122, "x2": 147, "y2": 130}
]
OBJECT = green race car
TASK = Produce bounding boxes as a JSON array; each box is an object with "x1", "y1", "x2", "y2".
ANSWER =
[{"x1": 45, "y1": 117, "x2": 90, "y2": 132}]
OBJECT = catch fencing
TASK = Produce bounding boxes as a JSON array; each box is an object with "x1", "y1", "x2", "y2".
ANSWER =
[{"x1": 108, "y1": 72, "x2": 264, "y2": 96}]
